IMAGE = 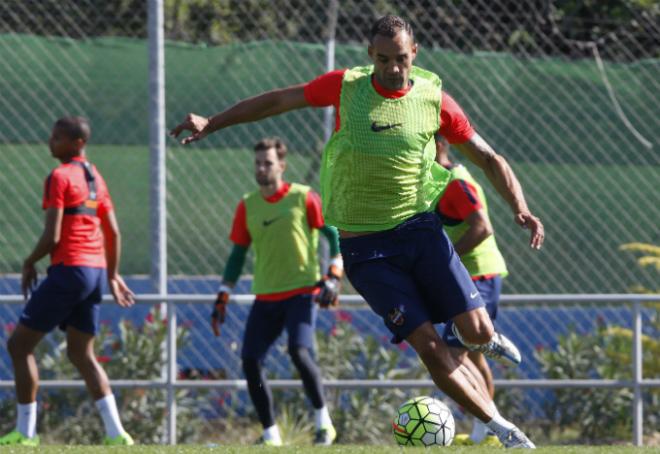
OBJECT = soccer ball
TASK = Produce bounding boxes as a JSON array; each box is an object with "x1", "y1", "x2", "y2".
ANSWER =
[{"x1": 392, "y1": 396, "x2": 455, "y2": 446}]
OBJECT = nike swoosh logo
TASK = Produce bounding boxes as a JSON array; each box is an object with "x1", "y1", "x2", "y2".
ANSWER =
[
  {"x1": 262, "y1": 218, "x2": 280, "y2": 227},
  {"x1": 470, "y1": 291, "x2": 479, "y2": 299},
  {"x1": 371, "y1": 121, "x2": 402, "y2": 132}
]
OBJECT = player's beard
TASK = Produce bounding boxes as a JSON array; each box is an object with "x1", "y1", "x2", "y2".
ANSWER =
[
  {"x1": 256, "y1": 174, "x2": 274, "y2": 186},
  {"x1": 384, "y1": 76, "x2": 405, "y2": 89}
]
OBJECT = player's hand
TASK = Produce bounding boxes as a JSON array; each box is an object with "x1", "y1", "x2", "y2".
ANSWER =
[
  {"x1": 109, "y1": 275, "x2": 135, "y2": 308},
  {"x1": 21, "y1": 260, "x2": 38, "y2": 300},
  {"x1": 211, "y1": 285, "x2": 231, "y2": 337},
  {"x1": 169, "y1": 113, "x2": 210, "y2": 145},
  {"x1": 315, "y1": 263, "x2": 343, "y2": 308},
  {"x1": 515, "y1": 211, "x2": 544, "y2": 250}
]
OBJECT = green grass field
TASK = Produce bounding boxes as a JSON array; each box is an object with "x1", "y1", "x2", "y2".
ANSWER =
[
  {"x1": 0, "y1": 445, "x2": 660, "y2": 454},
  {"x1": 1, "y1": 446, "x2": 658, "y2": 454},
  {"x1": 0, "y1": 143, "x2": 658, "y2": 293}
]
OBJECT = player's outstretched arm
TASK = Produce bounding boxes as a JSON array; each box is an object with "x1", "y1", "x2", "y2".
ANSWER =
[
  {"x1": 453, "y1": 133, "x2": 544, "y2": 250},
  {"x1": 100, "y1": 211, "x2": 135, "y2": 308},
  {"x1": 21, "y1": 207, "x2": 63, "y2": 299},
  {"x1": 170, "y1": 84, "x2": 310, "y2": 145}
]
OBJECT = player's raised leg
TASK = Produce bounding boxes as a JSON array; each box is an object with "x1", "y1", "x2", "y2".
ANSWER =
[
  {"x1": 451, "y1": 310, "x2": 521, "y2": 366},
  {"x1": 66, "y1": 326, "x2": 133, "y2": 446},
  {"x1": 343, "y1": 216, "x2": 535, "y2": 449}
]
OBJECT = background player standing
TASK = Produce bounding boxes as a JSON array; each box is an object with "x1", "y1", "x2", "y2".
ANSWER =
[
  {"x1": 0, "y1": 117, "x2": 135, "y2": 447},
  {"x1": 211, "y1": 137, "x2": 341, "y2": 446}
]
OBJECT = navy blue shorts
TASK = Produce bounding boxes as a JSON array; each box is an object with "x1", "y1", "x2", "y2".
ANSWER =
[
  {"x1": 241, "y1": 293, "x2": 317, "y2": 361},
  {"x1": 341, "y1": 212, "x2": 484, "y2": 344},
  {"x1": 442, "y1": 275, "x2": 502, "y2": 348},
  {"x1": 19, "y1": 264, "x2": 104, "y2": 335}
]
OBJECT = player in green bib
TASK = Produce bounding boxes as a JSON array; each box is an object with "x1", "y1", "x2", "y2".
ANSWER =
[
  {"x1": 171, "y1": 15, "x2": 544, "y2": 449},
  {"x1": 210, "y1": 138, "x2": 341, "y2": 446},
  {"x1": 435, "y1": 135, "x2": 510, "y2": 447}
]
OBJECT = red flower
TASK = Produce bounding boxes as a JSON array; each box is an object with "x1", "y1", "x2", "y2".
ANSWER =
[
  {"x1": 145, "y1": 313, "x2": 154, "y2": 324},
  {"x1": 397, "y1": 342, "x2": 409, "y2": 351},
  {"x1": 96, "y1": 355, "x2": 111, "y2": 363},
  {"x1": 4, "y1": 322, "x2": 16, "y2": 333},
  {"x1": 535, "y1": 344, "x2": 544, "y2": 353},
  {"x1": 330, "y1": 326, "x2": 338, "y2": 337},
  {"x1": 335, "y1": 311, "x2": 352, "y2": 323}
]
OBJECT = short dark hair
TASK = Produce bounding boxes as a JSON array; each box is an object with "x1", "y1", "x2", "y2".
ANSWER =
[
  {"x1": 54, "y1": 116, "x2": 91, "y2": 142},
  {"x1": 370, "y1": 15, "x2": 414, "y2": 43},
  {"x1": 254, "y1": 136, "x2": 287, "y2": 160}
]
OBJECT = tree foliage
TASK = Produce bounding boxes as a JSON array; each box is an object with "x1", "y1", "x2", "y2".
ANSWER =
[{"x1": 1, "y1": 0, "x2": 657, "y2": 59}]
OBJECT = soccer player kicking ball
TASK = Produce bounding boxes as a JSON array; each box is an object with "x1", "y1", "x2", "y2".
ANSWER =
[
  {"x1": 171, "y1": 15, "x2": 543, "y2": 448},
  {"x1": 434, "y1": 135, "x2": 513, "y2": 447},
  {"x1": 0, "y1": 117, "x2": 135, "y2": 447},
  {"x1": 210, "y1": 138, "x2": 341, "y2": 446}
]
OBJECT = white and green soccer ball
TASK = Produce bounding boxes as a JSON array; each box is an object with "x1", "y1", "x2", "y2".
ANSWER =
[{"x1": 392, "y1": 396, "x2": 455, "y2": 446}]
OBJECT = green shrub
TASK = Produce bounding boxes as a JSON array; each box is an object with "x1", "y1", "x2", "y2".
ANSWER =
[
  {"x1": 0, "y1": 305, "x2": 210, "y2": 444},
  {"x1": 535, "y1": 319, "x2": 659, "y2": 442}
]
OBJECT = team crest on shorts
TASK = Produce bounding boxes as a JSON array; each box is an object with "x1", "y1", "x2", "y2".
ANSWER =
[{"x1": 388, "y1": 305, "x2": 406, "y2": 326}]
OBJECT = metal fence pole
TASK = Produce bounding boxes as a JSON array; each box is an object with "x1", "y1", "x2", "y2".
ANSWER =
[
  {"x1": 147, "y1": 0, "x2": 172, "y2": 445},
  {"x1": 322, "y1": 0, "x2": 338, "y2": 143},
  {"x1": 632, "y1": 300, "x2": 643, "y2": 446}
]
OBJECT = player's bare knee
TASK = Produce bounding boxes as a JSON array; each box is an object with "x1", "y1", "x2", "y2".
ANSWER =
[
  {"x1": 7, "y1": 334, "x2": 31, "y2": 359},
  {"x1": 415, "y1": 339, "x2": 453, "y2": 369},
  {"x1": 456, "y1": 317, "x2": 493, "y2": 345},
  {"x1": 7, "y1": 335, "x2": 20, "y2": 358},
  {"x1": 66, "y1": 346, "x2": 91, "y2": 369},
  {"x1": 471, "y1": 323, "x2": 494, "y2": 345}
]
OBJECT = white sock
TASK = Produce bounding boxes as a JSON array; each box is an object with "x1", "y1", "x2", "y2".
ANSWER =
[
  {"x1": 486, "y1": 414, "x2": 516, "y2": 438},
  {"x1": 470, "y1": 417, "x2": 488, "y2": 443},
  {"x1": 263, "y1": 424, "x2": 282, "y2": 443},
  {"x1": 16, "y1": 402, "x2": 37, "y2": 438},
  {"x1": 314, "y1": 406, "x2": 332, "y2": 429},
  {"x1": 95, "y1": 394, "x2": 124, "y2": 439}
]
